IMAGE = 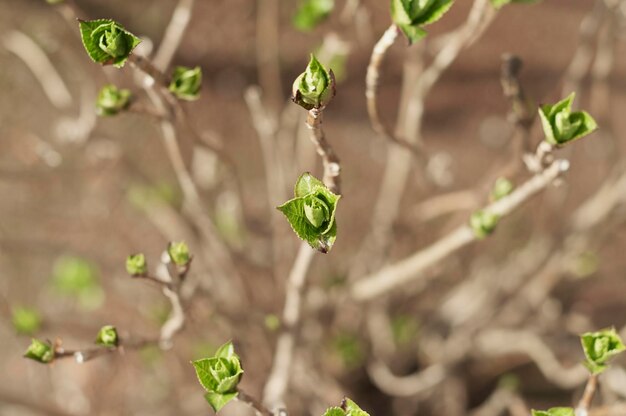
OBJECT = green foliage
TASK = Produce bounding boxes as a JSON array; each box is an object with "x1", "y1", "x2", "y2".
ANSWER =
[
  {"x1": 168, "y1": 66, "x2": 202, "y2": 101},
  {"x1": 96, "y1": 84, "x2": 131, "y2": 116},
  {"x1": 491, "y1": 0, "x2": 541, "y2": 9},
  {"x1": 278, "y1": 173, "x2": 341, "y2": 253},
  {"x1": 490, "y1": 177, "x2": 514, "y2": 201},
  {"x1": 292, "y1": 54, "x2": 335, "y2": 110},
  {"x1": 322, "y1": 398, "x2": 370, "y2": 416},
  {"x1": 126, "y1": 253, "x2": 147, "y2": 276},
  {"x1": 538, "y1": 92, "x2": 598, "y2": 146},
  {"x1": 293, "y1": 0, "x2": 335, "y2": 31},
  {"x1": 191, "y1": 341, "x2": 244, "y2": 412},
  {"x1": 470, "y1": 210, "x2": 499, "y2": 239},
  {"x1": 23, "y1": 338, "x2": 54, "y2": 363},
  {"x1": 531, "y1": 408, "x2": 575, "y2": 416},
  {"x1": 264, "y1": 314, "x2": 281, "y2": 332},
  {"x1": 95, "y1": 325, "x2": 119, "y2": 347},
  {"x1": 391, "y1": 0, "x2": 455, "y2": 43},
  {"x1": 168, "y1": 241, "x2": 191, "y2": 266},
  {"x1": 52, "y1": 255, "x2": 104, "y2": 309},
  {"x1": 78, "y1": 19, "x2": 141, "y2": 68},
  {"x1": 127, "y1": 182, "x2": 182, "y2": 210},
  {"x1": 12, "y1": 307, "x2": 42, "y2": 335},
  {"x1": 580, "y1": 328, "x2": 626, "y2": 374}
]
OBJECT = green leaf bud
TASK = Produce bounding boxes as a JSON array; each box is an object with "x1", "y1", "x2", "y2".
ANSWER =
[
  {"x1": 125, "y1": 253, "x2": 147, "y2": 276},
  {"x1": 168, "y1": 66, "x2": 202, "y2": 101},
  {"x1": 23, "y1": 338, "x2": 54, "y2": 364},
  {"x1": 293, "y1": 0, "x2": 335, "y2": 32},
  {"x1": 538, "y1": 92, "x2": 598, "y2": 146},
  {"x1": 167, "y1": 241, "x2": 191, "y2": 266},
  {"x1": 531, "y1": 408, "x2": 575, "y2": 416},
  {"x1": 78, "y1": 19, "x2": 141, "y2": 68},
  {"x1": 322, "y1": 398, "x2": 370, "y2": 416},
  {"x1": 580, "y1": 328, "x2": 626, "y2": 374},
  {"x1": 470, "y1": 210, "x2": 499, "y2": 239},
  {"x1": 191, "y1": 341, "x2": 244, "y2": 412},
  {"x1": 12, "y1": 307, "x2": 42, "y2": 335},
  {"x1": 96, "y1": 84, "x2": 131, "y2": 116},
  {"x1": 292, "y1": 54, "x2": 336, "y2": 110},
  {"x1": 390, "y1": 0, "x2": 455, "y2": 43},
  {"x1": 95, "y1": 325, "x2": 119, "y2": 347},
  {"x1": 490, "y1": 177, "x2": 514, "y2": 201},
  {"x1": 277, "y1": 173, "x2": 340, "y2": 253}
]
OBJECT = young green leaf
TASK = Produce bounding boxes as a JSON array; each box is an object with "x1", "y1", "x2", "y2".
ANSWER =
[
  {"x1": 126, "y1": 253, "x2": 147, "y2": 276},
  {"x1": 167, "y1": 241, "x2": 191, "y2": 266},
  {"x1": 95, "y1": 325, "x2": 119, "y2": 347},
  {"x1": 390, "y1": 0, "x2": 455, "y2": 43},
  {"x1": 191, "y1": 341, "x2": 244, "y2": 412},
  {"x1": 322, "y1": 398, "x2": 370, "y2": 416},
  {"x1": 293, "y1": 0, "x2": 335, "y2": 31},
  {"x1": 78, "y1": 19, "x2": 141, "y2": 68},
  {"x1": 292, "y1": 54, "x2": 336, "y2": 110},
  {"x1": 469, "y1": 210, "x2": 499, "y2": 239},
  {"x1": 168, "y1": 66, "x2": 202, "y2": 101},
  {"x1": 23, "y1": 338, "x2": 54, "y2": 364},
  {"x1": 96, "y1": 84, "x2": 131, "y2": 116},
  {"x1": 531, "y1": 408, "x2": 575, "y2": 416},
  {"x1": 580, "y1": 328, "x2": 626, "y2": 374},
  {"x1": 490, "y1": 177, "x2": 514, "y2": 201},
  {"x1": 491, "y1": 0, "x2": 541, "y2": 9},
  {"x1": 278, "y1": 173, "x2": 340, "y2": 253},
  {"x1": 538, "y1": 92, "x2": 598, "y2": 146},
  {"x1": 12, "y1": 307, "x2": 42, "y2": 335}
]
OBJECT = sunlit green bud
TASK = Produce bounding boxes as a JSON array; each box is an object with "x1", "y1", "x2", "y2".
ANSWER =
[
  {"x1": 304, "y1": 195, "x2": 330, "y2": 228},
  {"x1": 292, "y1": 54, "x2": 335, "y2": 110},
  {"x1": 470, "y1": 210, "x2": 499, "y2": 239},
  {"x1": 538, "y1": 92, "x2": 597, "y2": 146},
  {"x1": 580, "y1": 328, "x2": 626, "y2": 374},
  {"x1": 168, "y1": 66, "x2": 202, "y2": 101},
  {"x1": 95, "y1": 325, "x2": 119, "y2": 347},
  {"x1": 96, "y1": 84, "x2": 131, "y2": 116},
  {"x1": 78, "y1": 19, "x2": 141, "y2": 68},
  {"x1": 125, "y1": 253, "x2": 147, "y2": 276},
  {"x1": 23, "y1": 338, "x2": 54, "y2": 364},
  {"x1": 490, "y1": 177, "x2": 514, "y2": 201},
  {"x1": 168, "y1": 241, "x2": 191, "y2": 266}
]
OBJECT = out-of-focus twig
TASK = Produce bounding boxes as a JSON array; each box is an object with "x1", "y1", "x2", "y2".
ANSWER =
[
  {"x1": 577, "y1": 374, "x2": 599, "y2": 416},
  {"x1": 152, "y1": 0, "x2": 195, "y2": 71}
]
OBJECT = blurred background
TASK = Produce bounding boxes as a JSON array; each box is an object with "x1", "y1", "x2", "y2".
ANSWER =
[{"x1": 2, "y1": 0, "x2": 626, "y2": 415}]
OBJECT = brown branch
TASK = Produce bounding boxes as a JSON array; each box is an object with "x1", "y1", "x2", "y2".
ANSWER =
[
  {"x1": 237, "y1": 389, "x2": 274, "y2": 416},
  {"x1": 577, "y1": 374, "x2": 599, "y2": 415},
  {"x1": 306, "y1": 107, "x2": 341, "y2": 195}
]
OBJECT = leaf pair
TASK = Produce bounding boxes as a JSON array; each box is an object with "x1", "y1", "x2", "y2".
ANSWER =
[
  {"x1": 538, "y1": 92, "x2": 598, "y2": 146},
  {"x1": 191, "y1": 341, "x2": 244, "y2": 412},
  {"x1": 278, "y1": 173, "x2": 340, "y2": 253},
  {"x1": 390, "y1": 0, "x2": 455, "y2": 43}
]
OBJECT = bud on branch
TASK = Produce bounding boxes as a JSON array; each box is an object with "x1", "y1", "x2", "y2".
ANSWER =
[
  {"x1": 78, "y1": 19, "x2": 141, "y2": 68},
  {"x1": 390, "y1": 0, "x2": 455, "y2": 43}
]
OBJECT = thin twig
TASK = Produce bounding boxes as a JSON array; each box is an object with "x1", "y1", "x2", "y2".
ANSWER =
[
  {"x1": 263, "y1": 243, "x2": 316, "y2": 412},
  {"x1": 237, "y1": 389, "x2": 274, "y2": 416},
  {"x1": 306, "y1": 107, "x2": 341, "y2": 195},
  {"x1": 153, "y1": 0, "x2": 195, "y2": 71},
  {"x1": 351, "y1": 157, "x2": 569, "y2": 302},
  {"x1": 577, "y1": 374, "x2": 600, "y2": 416}
]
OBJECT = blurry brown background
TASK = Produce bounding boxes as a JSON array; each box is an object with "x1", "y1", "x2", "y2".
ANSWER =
[{"x1": 2, "y1": 0, "x2": 626, "y2": 415}]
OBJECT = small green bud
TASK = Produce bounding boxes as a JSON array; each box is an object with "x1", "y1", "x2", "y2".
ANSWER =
[
  {"x1": 490, "y1": 177, "x2": 514, "y2": 201},
  {"x1": 277, "y1": 173, "x2": 340, "y2": 252},
  {"x1": 78, "y1": 19, "x2": 141, "y2": 68},
  {"x1": 169, "y1": 66, "x2": 202, "y2": 101},
  {"x1": 538, "y1": 92, "x2": 598, "y2": 146},
  {"x1": 23, "y1": 338, "x2": 54, "y2": 364},
  {"x1": 470, "y1": 210, "x2": 499, "y2": 239},
  {"x1": 391, "y1": 0, "x2": 455, "y2": 43},
  {"x1": 531, "y1": 408, "x2": 574, "y2": 416},
  {"x1": 292, "y1": 54, "x2": 335, "y2": 110},
  {"x1": 191, "y1": 341, "x2": 244, "y2": 412},
  {"x1": 96, "y1": 84, "x2": 131, "y2": 116},
  {"x1": 168, "y1": 241, "x2": 191, "y2": 266},
  {"x1": 95, "y1": 325, "x2": 119, "y2": 347},
  {"x1": 12, "y1": 307, "x2": 42, "y2": 335},
  {"x1": 580, "y1": 328, "x2": 626, "y2": 374},
  {"x1": 125, "y1": 253, "x2": 147, "y2": 276}
]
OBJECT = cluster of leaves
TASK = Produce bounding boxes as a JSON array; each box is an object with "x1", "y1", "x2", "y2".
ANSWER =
[
  {"x1": 191, "y1": 341, "x2": 244, "y2": 412},
  {"x1": 390, "y1": 0, "x2": 455, "y2": 43},
  {"x1": 539, "y1": 92, "x2": 598, "y2": 146},
  {"x1": 322, "y1": 398, "x2": 370, "y2": 416},
  {"x1": 469, "y1": 210, "x2": 499, "y2": 239},
  {"x1": 95, "y1": 325, "x2": 119, "y2": 347},
  {"x1": 292, "y1": 54, "x2": 336, "y2": 110},
  {"x1": 278, "y1": 173, "x2": 340, "y2": 253},
  {"x1": 96, "y1": 84, "x2": 131, "y2": 116},
  {"x1": 78, "y1": 19, "x2": 141, "y2": 68},
  {"x1": 293, "y1": 0, "x2": 335, "y2": 31},
  {"x1": 531, "y1": 329, "x2": 625, "y2": 415},
  {"x1": 169, "y1": 66, "x2": 202, "y2": 101}
]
